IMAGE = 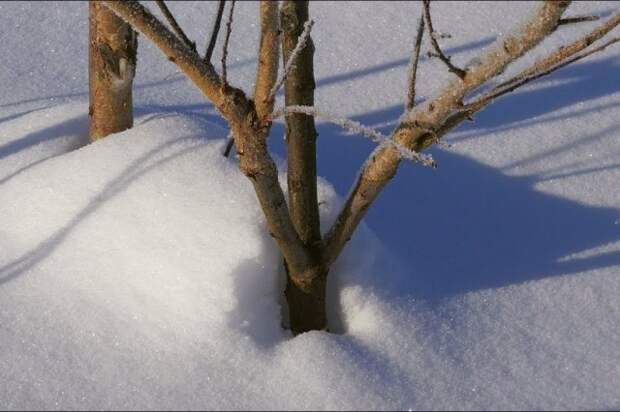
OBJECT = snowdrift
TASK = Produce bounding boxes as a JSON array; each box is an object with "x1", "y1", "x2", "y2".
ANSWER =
[{"x1": 1, "y1": 1, "x2": 619, "y2": 410}]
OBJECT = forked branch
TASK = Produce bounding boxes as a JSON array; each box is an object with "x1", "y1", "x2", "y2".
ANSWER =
[
  {"x1": 495, "y1": 10, "x2": 620, "y2": 92},
  {"x1": 322, "y1": 1, "x2": 571, "y2": 266},
  {"x1": 422, "y1": 0, "x2": 466, "y2": 78},
  {"x1": 103, "y1": 0, "x2": 311, "y2": 274},
  {"x1": 436, "y1": 10, "x2": 620, "y2": 143}
]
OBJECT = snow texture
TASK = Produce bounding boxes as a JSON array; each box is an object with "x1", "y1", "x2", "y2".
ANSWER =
[{"x1": 1, "y1": 1, "x2": 619, "y2": 410}]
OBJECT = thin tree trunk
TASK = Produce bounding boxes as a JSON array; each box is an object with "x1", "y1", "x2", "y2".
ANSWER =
[
  {"x1": 89, "y1": 1, "x2": 137, "y2": 141},
  {"x1": 280, "y1": 1, "x2": 324, "y2": 333}
]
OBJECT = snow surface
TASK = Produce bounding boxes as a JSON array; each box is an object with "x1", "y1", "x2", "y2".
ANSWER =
[{"x1": 1, "y1": 1, "x2": 620, "y2": 410}]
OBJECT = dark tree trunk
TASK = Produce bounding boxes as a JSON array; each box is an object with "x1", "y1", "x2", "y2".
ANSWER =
[
  {"x1": 284, "y1": 261, "x2": 328, "y2": 334},
  {"x1": 89, "y1": 1, "x2": 137, "y2": 141}
]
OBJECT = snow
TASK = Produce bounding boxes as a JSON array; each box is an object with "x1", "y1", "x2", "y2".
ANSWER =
[{"x1": 1, "y1": 1, "x2": 620, "y2": 410}]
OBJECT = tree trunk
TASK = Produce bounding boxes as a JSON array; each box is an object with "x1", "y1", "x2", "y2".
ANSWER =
[
  {"x1": 89, "y1": 1, "x2": 137, "y2": 141},
  {"x1": 281, "y1": 1, "x2": 325, "y2": 333},
  {"x1": 284, "y1": 262, "x2": 328, "y2": 334}
]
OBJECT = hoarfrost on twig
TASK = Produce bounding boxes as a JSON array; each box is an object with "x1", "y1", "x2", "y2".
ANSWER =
[
  {"x1": 270, "y1": 105, "x2": 436, "y2": 168},
  {"x1": 267, "y1": 19, "x2": 314, "y2": 102}
]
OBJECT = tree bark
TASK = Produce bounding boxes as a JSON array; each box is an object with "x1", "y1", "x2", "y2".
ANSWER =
[
  {"x1": 284, "y1": 261, "x2": 327, "y2": 334},
  {"x1": 89, "y1": 1, "x2": 137, "y2": 141},
  {"x1": 281, "y1": 1, "x2": 325, "y2": 333}
]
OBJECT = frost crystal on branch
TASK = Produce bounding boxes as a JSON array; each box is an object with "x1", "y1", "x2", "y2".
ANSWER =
[
  {"x1": 267, "y1": 19, "x2": 314, "y2": 102},
  {"x1": 271, "y1": 105, "x2": 436, "y2": 167}
]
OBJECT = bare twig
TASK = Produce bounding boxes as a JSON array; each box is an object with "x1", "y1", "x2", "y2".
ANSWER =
[
  {"x1": 424, "y1": 35, "x2": 620, "y2": 166},
  {"x1": 270, "y1": 106, "x2": 436, "y2": 167},
  {"x1": 495, "y1": 10, "x2": 620, "y2": 92},
  {"x1": 422, "y1": 0, "x2": 466, "y2": 78},
  {"x1": 155, "y1": 0, "x2": 196, "y2": 51},
  {"x1": 464, "y1": 36, "x2": 620, "y2": 118},
  {"x1": 221, "y1": 0, "x2": 236, "y2": 88},
  {"x1": 406, "y1": 12, "x2": 425, "y2": 111},
  {"x1": 430, "y1": 11, "x2": 620, "y2": 147},
  {"x1": 223, "y1": 132, "x2": 235, "y2": 157},
  {"x1": 205, "y1": 0, "x2": 226, "y2": 62},
  {"x1": 267, "y1": 19, "x2": 314, "y2": 102},
  {"x1": 558, "y1": 15, "x2": 600, "y2": 25},
  {"x1": 435, "y1": 41, "x2": 620, "y2": 140}
]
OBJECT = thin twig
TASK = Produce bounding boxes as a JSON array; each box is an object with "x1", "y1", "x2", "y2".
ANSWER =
[
  {"x1": 558, "y1": 15, "x2": 600, "y2": 25},
  {"x1": 494, "y1": 10, "x2": 620, "y2": 93},
  {"x1": 433, "y1": 36, "x2": 620, "y2": 142},
  {"x1": 467, "y1": 36, "x2": 620, "y2": 113},
  {"x1": 223, "y1": 132, "x2": 235, "y2": 157},
  {"x1": 422, "y1": 0, "x2": 466, "y2": 79},
  {"x1": 221, "y1": 0, "x2": 236, "y2": 88},
  {"x1": 155, "y1": 0, "x2": 196, "y2": 51},
  {"x1": 205, "y1": 0, "x2": 226, "y2": 63},
  {"x1": 270, "y1": 105, "x2": 436, "y2": 167},
  {"x1": 406, "y1": 12, "x2": 425, "y2": 111},
  {"x1": 267, "y1": 19, "x2": 314, "y2": 102}
]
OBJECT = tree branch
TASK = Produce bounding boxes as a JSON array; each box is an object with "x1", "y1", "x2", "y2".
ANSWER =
[
  {"x1": 268, "y1": 18, "x2": 314, "y2": 102},
  {"x1": 254, "y1": 0, "x2": 281, "y2": 121},
  {"x1": 558, "y1": 15, "x2": 600, "y2": 26},
  {"x1": 433, "y1": 35, "x2": 620, "y2": 143},
  {"x1": 422, "y1": 0, "x2": 466, "y2": 79},
  {"x1": 447, "y1": 10, "x2": 620, "y2": 136},
  {"x1": 204, "y1": 0, "x2": 226, "y2": 62},
  {"x1": 406, "y1": 12, "x2": 425, "y2": 111},
  {"x1": 495, "y1": 9, "x2": 620, "y2": 93},
  {"x1": 223, "y1": 131, "x2": 234, "y2": 157},
  {"x1": 280, "y1": 1, "x2": 322, "y2": 256},
  {"x1": 155, "y1": 0, "x2": 196, "y2": 51},
  {"x1": 322, "y1": 1, "x2": 571, "y2": 267},
  {"x1": 270, "y1": 106, "x2": 436, "y2": 167},
  {"x1": 104, "y1": 0, "x2": 310, "y2": 273},
  {"x1": 220, "y1": 0, "x2": 236, "y2": 88},
  {"x1": 103, "y1": 1, "x2": 233, "y2": 116}
]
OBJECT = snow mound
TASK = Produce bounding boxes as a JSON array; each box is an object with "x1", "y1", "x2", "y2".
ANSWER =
[
  {"x1": 2, "y1": 105, "x2": 619, "y2": 411},
  {"x1": 0, "y1": 107, "x2": 396, "y2": 410},
  {"x1": 1, "y1": 0, "x2": 620, "y2": 409}
]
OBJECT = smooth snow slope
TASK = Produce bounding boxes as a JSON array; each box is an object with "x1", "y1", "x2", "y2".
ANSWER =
[{"x1": 1, "y1": 1, "x2": 620, "y2": 410}]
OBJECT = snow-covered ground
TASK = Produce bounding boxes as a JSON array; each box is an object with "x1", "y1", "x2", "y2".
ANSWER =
[{"x1": 1, "y1": 1, "x2": 619, "y2": 410}]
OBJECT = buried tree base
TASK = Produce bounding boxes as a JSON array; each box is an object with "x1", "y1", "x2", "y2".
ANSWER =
[{"x1": 284, "y1": 264, "x2": 328, "y2": 335}]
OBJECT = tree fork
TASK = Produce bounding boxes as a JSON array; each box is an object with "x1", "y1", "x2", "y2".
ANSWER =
[{"x1": 89, "y1": 1, "x2": 137, "y2": 141}]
